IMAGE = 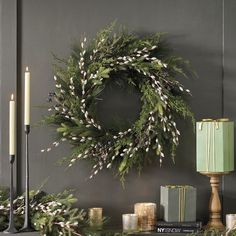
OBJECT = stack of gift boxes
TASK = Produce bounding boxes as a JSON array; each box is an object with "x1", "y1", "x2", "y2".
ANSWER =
[{"x1": 158, "y1": 185, "x2": 200, "y2": 233}]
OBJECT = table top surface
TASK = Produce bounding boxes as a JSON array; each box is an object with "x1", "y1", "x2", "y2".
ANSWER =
[{"x1": 0, "y1": 232, "x2": 189, "y2": 236}]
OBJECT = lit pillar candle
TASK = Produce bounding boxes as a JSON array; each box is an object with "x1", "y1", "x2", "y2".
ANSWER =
[
  {"x1": 9, "y1": 94, "x2": 16, "y2": 155},
  {"x1": 24, "y1": 67, "x2": 30, "y2": 125}
]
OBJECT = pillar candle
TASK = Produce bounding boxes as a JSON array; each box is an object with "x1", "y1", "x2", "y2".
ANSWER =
[
  {"x1": 122, "y1": 214, "x2": 138, "y2": 232},
  {"x1": 226, "y1": 214, "x2": 236, "y2": 230},
  {"x1": 9, "y1": 94, "x2": 16, "y2": 155},
  {"x1": 24, "y1": 67, "x2": 30, "y2": 125}
]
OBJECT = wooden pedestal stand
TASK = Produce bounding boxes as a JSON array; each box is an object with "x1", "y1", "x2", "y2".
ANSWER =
[{"x1": 201, "y1": 172, "x2": 228, "y2": 231}]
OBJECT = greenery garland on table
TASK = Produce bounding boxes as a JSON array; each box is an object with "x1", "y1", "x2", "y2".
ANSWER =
[
  {"x1": 191, "y1": 229, "x2": 236, "y2": 236},
  {"x1": 42, "y1": 23, "x2": 194, "y2": 181},
  {"x1": 0, "y1": 187, "x2": 125, "y2": 236}
]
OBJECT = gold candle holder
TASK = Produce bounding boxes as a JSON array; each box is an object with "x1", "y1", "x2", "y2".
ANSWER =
[
  {"x1": 89, "y1": 207, "x2": 103, "y2": 229},
  {"x1": 134, "y1": 203, "x2": 157, "y2": 231}
]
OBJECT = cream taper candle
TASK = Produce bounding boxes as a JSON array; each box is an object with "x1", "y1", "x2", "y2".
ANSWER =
[
  {"x1": 24, "y1": 67, "x2": 30, "y2": 125},
  {"x1": 9, "y1": 94, "x2": 16, "y2": 155}
]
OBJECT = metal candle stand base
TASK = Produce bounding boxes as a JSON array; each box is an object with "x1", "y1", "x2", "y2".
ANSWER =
[
  {"x1": 4, "y1": 155, "x2": 18, "y2": 234},
  {"x1": 20, "y1": 125, "x2": 34, "y2": 232}
]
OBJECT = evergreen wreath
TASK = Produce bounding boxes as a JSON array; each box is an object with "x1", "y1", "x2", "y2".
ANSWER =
[{"x1": 42, "y1": 23, "x2": 194, "y2": 181}]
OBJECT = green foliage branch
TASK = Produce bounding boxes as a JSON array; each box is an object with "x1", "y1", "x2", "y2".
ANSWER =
[
  {"x1": 189, "y1": 229, "x2": 236, "y2": 236},
  {"x1": 0, "y1": 187, "x2": 125, "y2": 236}
]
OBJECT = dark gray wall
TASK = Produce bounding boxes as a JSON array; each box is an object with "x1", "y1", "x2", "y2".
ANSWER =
[
  {"x1": 223, "y1": 0, "x2": 236, "y2": 215},
  {"x1": 0, "y1": 0, "x2": 17, "y2": 189},
  {"x1": 0, "y1": 0, "x2": 235, "y2": 227}
]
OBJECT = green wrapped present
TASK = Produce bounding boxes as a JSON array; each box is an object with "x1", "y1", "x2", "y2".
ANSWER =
[
  {"x1": 160, "y1": 185, "x2": 196, "y2": 222},
  {"x1": 196, "y1": 118, "x2": 234, "y2": 173}
]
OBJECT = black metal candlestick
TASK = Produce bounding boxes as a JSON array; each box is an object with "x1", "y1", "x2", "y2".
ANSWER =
[
  {"x1": 20, "y1": 125, "x2": 33, "y2": 232},
  {"x1": 4, "y1": 155, "x2": 18, "y2": 234}
]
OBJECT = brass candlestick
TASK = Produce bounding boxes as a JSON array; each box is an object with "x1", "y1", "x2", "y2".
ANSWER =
[{"x1": 201, "y1": 172, "x2": 229, "y2": 231}]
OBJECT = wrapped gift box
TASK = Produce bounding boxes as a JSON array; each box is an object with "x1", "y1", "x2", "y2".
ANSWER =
[
  {"x1": 160, "y1": 185, "x2": 196, "y2": 222},
  {"x1": 196, "y1": 119, "x2": 234, "y2": 173}
]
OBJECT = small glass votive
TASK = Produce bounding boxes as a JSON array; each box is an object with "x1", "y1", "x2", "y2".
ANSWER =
[
  {"x1": 89, "y1": 207, "x2": 103, "y2": 229},
  {"x1": 122, "y1": 214, "x2": 138, "y2": 232},
  {"x1": 134, "y1": 202, "x2": 157, "y2": 231},
  {"x1": 226, "y1": 214, "x2": 236, "y2": 230}
]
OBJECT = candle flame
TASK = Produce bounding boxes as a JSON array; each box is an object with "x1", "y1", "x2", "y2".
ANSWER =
[
  {"x1": 26, "y1": 66, "x2": 29, "y2": 72},
  {"x1": 11, "y1": 94, "x2": 14, "y2": 100}
]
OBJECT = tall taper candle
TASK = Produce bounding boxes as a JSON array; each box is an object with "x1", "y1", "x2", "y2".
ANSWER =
[
  {"x1": 24, "y1": 67, "x2": 30, "y2": 125},
  {"x1": 5, "y1": 93, "x2": 18, "y2": 234},
  {"x1": 9, "y1": 94, "x2": 16, "y2": 155}
]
